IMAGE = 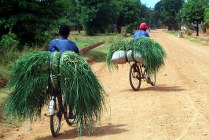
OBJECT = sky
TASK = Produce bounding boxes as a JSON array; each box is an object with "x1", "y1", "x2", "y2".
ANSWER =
[{"x1": 140, "y1": 0, "x2": 160, "y2": 8}]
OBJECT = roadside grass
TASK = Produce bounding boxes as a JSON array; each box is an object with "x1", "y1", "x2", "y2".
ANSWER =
[
  {"x1": 0, "y1": 47, "x2": 43, "y2": 84},
  {"x1": 185, "y1": 35, "x2": 208, "y2": 46},
  {"x1": 166, "y1": 30, "x2": 209, "y2": 46},
  {"x1": 188, "y1": 38, "x2": 202, "y2": 43},
  {"x1": 83, "y1": 49, "x2": 107, "y2": 62},
  {"x1": 0, "y1": 88, "x2": 9, "y2": 122},
  {"x1": 167, "y1": 31, "x2": 178, "y2": 36},
  {"x1": 70, "y1": 31, "x2": 126, "y2": 62},
  {"x1": 0, "y1": 88, "x2": 21, "y2": 128},
  {"x1": 70, "y1": 32, "x2": 125, "y2": 49}
]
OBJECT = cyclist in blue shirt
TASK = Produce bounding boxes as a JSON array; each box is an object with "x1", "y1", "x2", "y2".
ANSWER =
[
  {"x1": 133, "y1": 22, "x2": 149, "y2": 39},
  {"x1": 133, "y1": 23, "x2": 154, "y2": 85},
  {"x1": 48, "y1": 25, "x2": 79, "y2": 121},
  {"x1": 49, "y1": 25, "x2": 80, "y2": 54}
]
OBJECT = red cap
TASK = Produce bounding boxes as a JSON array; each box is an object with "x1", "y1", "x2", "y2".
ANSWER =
[{"x1": 139, "y1": 22, "x2": 148, "y2": 30}]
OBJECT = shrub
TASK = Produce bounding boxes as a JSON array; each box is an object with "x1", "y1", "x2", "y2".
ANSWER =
[
  {"x1": 0, "y1": 33, "x2": 19, "y2": 53},
  {"x1": 126, "y1": 24, "x2": 135, "y2": 34}
]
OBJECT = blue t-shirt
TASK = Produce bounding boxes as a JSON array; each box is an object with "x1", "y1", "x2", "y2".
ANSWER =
[
  {"x1": 133, "y1": 30, "x2": 149, "y2": 39},
  {"x1": 48, "y1": 37, "x2": 79, "y2": 54}
]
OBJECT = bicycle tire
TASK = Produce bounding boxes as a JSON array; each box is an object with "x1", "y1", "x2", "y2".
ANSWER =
[
  {"x1": 150, "y1": 72, "x2": 156, "y2": 86},
  {"x1": 129, "y1": 63, "x2": 141, "y2": 91},
  {"x1": 50, "y1": 94, "x2": 62, "y2": 137},
  {"x1": 64, "y1": 102, "x2": 75, "y2": 126}
]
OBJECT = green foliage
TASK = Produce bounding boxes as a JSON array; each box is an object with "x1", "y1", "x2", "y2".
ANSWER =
[
  {"x1": 0, "y1": 66, "x2": 11, "y2": 81},
  {"x1": 154, "y1": 0, "x2": 184, "y2": 30},
  {"x1": 205, "y1": 8, "x2": 209, "y2": 24},
  {"x1": 75, "y1": 0, "x2": 152, "y2": 35},
  {"x1": 0, "y1": 33, "x2": 19, "y2": 52},
  {"x1": 126, "y1": 24, "x2": 135, "y2": 34},
  {"x1": 0, "y1": 0, "x2": 74, "y2": 46},
  {"x1": 181, "y1": 0, "x2": 208, "y2": 36},
  {"x1": 0, "y1": 32, "x2": 20, "y2": 68},
  {"x1": 106, "y1": 24, "x2": 115, "y2": 33},
  {"x1": 76, "y1": 0, "x2": 117, "y2": 35},
  {"x1": 113, "y1": 0, "x2": 151, "y2": 32},
  {"x1": 181, "y1": 0, "x2": 206, "y2": 23},
  {"x1": 187, "y1": 29, "x2": 193, "y2": 35},
  {"x1": 3, "y1": 51, "x2": 106, "y2": 136}
]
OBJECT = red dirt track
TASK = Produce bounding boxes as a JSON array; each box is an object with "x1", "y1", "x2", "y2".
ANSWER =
[{"x1": 1, "y1": 30, "x2": 209, "y2": 140}]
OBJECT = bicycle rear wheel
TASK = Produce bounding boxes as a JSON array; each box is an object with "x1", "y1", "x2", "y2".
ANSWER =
[
  {"x1": 149, "y1": 72, "x2": 156, "y2": 86},
  {"x1": 129, "y1": 63, "x2": 141, "y2": 91},
  {"x1": 64, "y1": 101, "x2": 75, "y2": 126},
  {"x1": 50, "y1": 95, "x2": 62, "y2": 137}
]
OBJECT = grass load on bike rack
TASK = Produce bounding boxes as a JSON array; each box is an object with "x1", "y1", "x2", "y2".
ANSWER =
[
  {"x1": 59, "y1": 51, "x2": 105, "y2": 135},
  {"x1": 3, "y1": 51, "x2": 106, "y2": 136},
  {"x1": 106, "y1": 37, "x2": 134, "y2": 68},
  {"x1": 4, "y1": 51, "x2": 50, "y2": 122},
  {"x1": 106, "y1": 37, "x2": 166, "y2": 74}
]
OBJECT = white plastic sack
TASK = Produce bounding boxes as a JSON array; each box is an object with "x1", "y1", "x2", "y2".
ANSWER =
[
  {"x1": 111, "y1": 50, "x2": 127, "y2": 64},
  {"x1": 126, "y1": 50, "x2": 134, "y2": 62},
  {"x1": 126, "y1": 50, "x2": 144, "y2": 64}
]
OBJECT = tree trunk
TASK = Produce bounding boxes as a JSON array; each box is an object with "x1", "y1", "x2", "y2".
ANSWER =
[{"x1": 196, "y1": 22, "x2": 199, "y2": 36}]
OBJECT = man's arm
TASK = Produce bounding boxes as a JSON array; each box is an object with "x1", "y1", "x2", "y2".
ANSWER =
[
  {"x1": 145, "y1": 32, "x2": 150, "y2": 37},
  {"x1": 49, "y1": 40, "x2": 55, "y2": 52},
  {"x1": 70, "y1": 41, "x2": 80, "y2": 54}
]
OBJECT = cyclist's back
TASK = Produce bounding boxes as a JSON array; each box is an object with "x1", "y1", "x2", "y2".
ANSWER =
[
  {"x1": 48, "y1": 25, "x2": 79, "y2": 54},
  {"x1": 49, "y1": 37, "x2": 79, "y2": 53},
  {"x1": 133, "y1": 22, "x2": 149, "y2": 39}
]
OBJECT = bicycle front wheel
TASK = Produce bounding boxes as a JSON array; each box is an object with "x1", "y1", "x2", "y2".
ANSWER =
[
  {"x1": 129, "y1": 63, "x2": 141, "y2": 91},
  {"x1": 50, "y1": 94, "x2": 62, "y2": 137}
]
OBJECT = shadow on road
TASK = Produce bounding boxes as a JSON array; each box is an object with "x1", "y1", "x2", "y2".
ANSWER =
[
  {"x1": 142, "y1": 85, "x2": 185, "y2": 92},
  {"x1": 121, "y1": 85, "x2": 185, "y2": 93},
  {"x1": 35, "y1": 123, "x2": 128, "y2": 140}
]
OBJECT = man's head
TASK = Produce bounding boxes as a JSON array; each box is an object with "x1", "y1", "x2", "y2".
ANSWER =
[
  {"x1": 59, "y1": 25, "x2": 70, "y2": 38},
  {"x1": 139, "y1": 22, "x2": 148, "y2": 31}
]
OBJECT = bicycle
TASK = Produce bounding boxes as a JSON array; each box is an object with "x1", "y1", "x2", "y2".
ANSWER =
[
  {"x1": 48, "y1": 52, "x2": 75, "y2": 137},
  {"x1": 129, "y1": 61, "x2": 156, "y2": 91},
  {"x1": 49, "y1": 89, "x2": 75, "y2": 137}
]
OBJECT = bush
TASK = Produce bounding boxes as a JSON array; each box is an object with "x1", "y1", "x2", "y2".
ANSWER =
[
  {"x1": 0, "y1": 33, "x2": 19, "y2": 53},
  {"x1": 126, "y1": 24, "x2": 135, "y2": 35},
  {"x1": 186, "y1": 29, "x2": 192, "y2": 36},
  {"x1": 106, "y1": 25, "x2": 115, "y2": 33},
  {"x1": 85, "y1": 27, "x2": 98, "y2": 36}
]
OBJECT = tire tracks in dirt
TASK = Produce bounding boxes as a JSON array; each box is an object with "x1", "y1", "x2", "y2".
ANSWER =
[{"x1": 152, "y1": 30, "x2": 209, "y2": 139}]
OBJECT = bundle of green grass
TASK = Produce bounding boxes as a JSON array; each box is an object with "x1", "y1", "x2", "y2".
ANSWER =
[
  {"x1": 106, "y1": 37, "x2": 166, "y2": 74},
  {"x1": 3, "y1": 51, "x2": 105, "y2": 135}
]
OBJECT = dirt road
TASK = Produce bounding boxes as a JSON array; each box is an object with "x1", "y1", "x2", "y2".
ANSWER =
[{"x1": 1, "y1": 30, "x2": 209, "y2": 140}]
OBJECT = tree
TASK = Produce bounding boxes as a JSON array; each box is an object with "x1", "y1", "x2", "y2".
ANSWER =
[
  {"x1": 181, "y1": 0, "x2": 207, "y2": 36},
  {"x1": 75, "y1": 0, "x2": 152, "y2": 35},
  {"x1": 75, "y1": 0, "x2": 117, "y2": 35},
  {"x1": 205, "y1": 8, "x2": 209, "y2": 24},
  {"x1": 153, "y1": 0, "x2": 184, "y2": 30},
  {"x1": 113, "y1": 0, "x2": 151, "y2": 33},
  {"x1": 153, "y1": 1, "x2": 164, "y2": 27},
  {"x1": 0, "y1": 0, "x2": 73, "y2": 46}
]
